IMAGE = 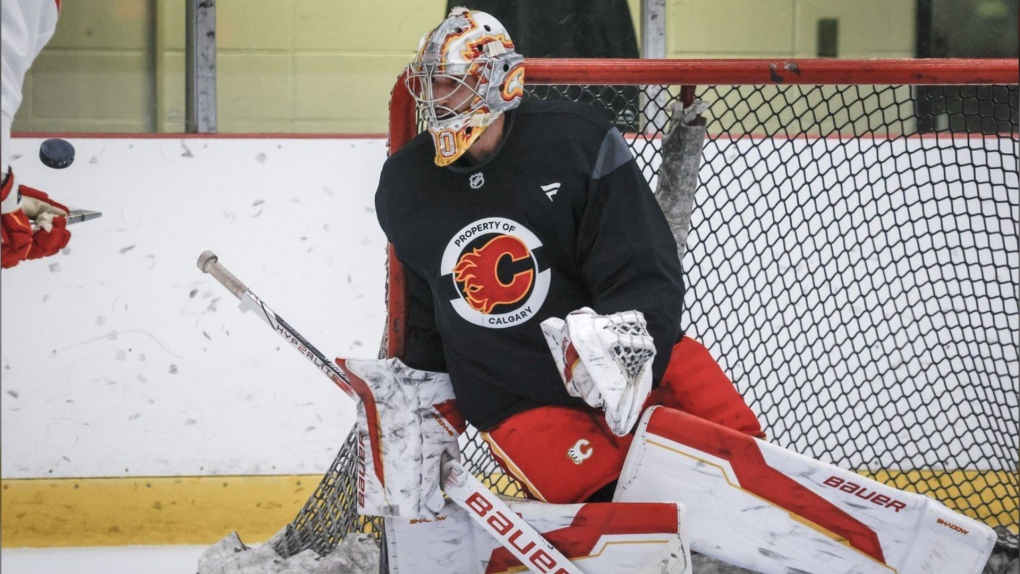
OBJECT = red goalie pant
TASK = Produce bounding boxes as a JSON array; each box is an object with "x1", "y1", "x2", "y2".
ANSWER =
[{"x1": 481, "y1": 336, "x2": 764, "y2": 503}]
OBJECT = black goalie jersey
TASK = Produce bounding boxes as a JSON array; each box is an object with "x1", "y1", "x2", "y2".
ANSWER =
[{"x1": 375, "y1": 100, "x2": 685, "y2": 431}]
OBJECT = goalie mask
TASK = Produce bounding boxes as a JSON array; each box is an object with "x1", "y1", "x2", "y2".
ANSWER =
[{"x1": 406, "y1": 7, "x2": 525, "y2": 166}]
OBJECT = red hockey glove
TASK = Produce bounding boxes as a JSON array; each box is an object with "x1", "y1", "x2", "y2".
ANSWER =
[
  {"x1": 21, "y1": 186, "x2": 71, "y2": 260},
  {"x1": 1, "y1": 176, "x2": 71, "y2": 268},
  {"x1": 1, "y1": 210, "x2": 33, "y2": 268}
]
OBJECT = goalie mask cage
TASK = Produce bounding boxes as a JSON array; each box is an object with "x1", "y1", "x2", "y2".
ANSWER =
[{"x1": 272, "y1": 58, "x2": 1019, "y2": 562}]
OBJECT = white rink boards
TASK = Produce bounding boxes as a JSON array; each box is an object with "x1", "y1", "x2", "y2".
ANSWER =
[{"x1": 2, "y1": 134, "x2": 1015, "y2": 482}]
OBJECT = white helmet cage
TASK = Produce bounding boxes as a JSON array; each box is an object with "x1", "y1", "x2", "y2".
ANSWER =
[{"x1": 405, "y1": 8, "x2": 525, "y2": 136}]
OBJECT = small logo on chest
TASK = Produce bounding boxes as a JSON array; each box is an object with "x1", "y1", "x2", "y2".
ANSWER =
[
  {"x1": 541, "y1": 182, "x2": 561, "y2": 200},
  {"x1": 469, "y1": 172, "x2": 485, "y2": 189}
]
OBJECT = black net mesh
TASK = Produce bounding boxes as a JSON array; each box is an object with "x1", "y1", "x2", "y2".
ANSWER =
[
  {"x1": 271, "y1": 432, "x2": 382, "y2": 558},
  {"x1": 539, "y1": 81, "x2": 1018, "y2": 544},
  {"x1": 277, "y1": 79, "x2": 1019, "y2": 561},
  {"x1": 271, "y1": 425, "x2": 525, "y2": 561}
]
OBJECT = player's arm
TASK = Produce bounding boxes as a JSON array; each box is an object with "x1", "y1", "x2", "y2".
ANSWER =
[
  {"x1": 374, "y1": 157, "x2": 447, "y2": 372},
  {"x1": 401, "y1": 263, "x2": 448, "y2": 373},
  {"x1": 1, "y1": 0, "x2": 69, "y2": 269},
  {"x1": 541, "y1": 127, "x2": 685, "y2": 436},
  {"x1": 2, "y1": 0, "x2": 61, "y2": 176},
  {"x1": 575, "y1": 127, "x2": 685, "y2": 383},
  {"x1": 1, "y1": 171, "x2": 70, "y2": 268}
]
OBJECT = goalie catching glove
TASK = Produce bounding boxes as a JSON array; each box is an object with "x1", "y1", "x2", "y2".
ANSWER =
[{"x1": 541, "y1": 307, "x2": 656, "y2": 436}]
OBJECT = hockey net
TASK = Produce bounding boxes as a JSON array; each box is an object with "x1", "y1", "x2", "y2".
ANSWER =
[{"x1": 270, "y1": 59, "x2": 1019, "y2": 562}]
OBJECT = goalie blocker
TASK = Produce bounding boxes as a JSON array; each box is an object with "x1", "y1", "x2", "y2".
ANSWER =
[{"x1": 614, "y1": 406, "x2": 996, "y2": 574}]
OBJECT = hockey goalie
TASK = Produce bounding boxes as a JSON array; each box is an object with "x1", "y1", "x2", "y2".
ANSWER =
[
  {"x1": 201, "y1": 6, "x2": 998, "y2": 573},
  {"x1": 362, "y1": 6, "x2": 998, "y2": 573}
]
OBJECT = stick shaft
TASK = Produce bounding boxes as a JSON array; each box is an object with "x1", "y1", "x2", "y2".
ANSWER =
[
  {"x1": 441, "y1": 454, "x2": 585, "y2": 574},
  {"x1": 196, "y1": 251, "x2": 356, "y2": 399},
  {"x1": 199, "y1": 251, "x2": 581, "y2": 570}
]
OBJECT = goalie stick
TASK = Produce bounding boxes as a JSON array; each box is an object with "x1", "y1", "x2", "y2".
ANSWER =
[
  {"x1": 196, "y1": 250, "x2": 359, "y2": 401},
  {"x1": 197, "y1": 250, "x2": 584, "y2": 572},
  {"x1": 441, "y1": 453, "x2": 585, "y2": 574}
]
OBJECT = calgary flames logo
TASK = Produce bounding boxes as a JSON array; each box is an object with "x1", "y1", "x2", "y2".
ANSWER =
[
  {"x1": 453, "y1": 235, "x2": 534, "y2": 313},
  {"x1": 442, "y1": 217, "x2": 550, "y2": 329},
  {"x1": 567, "y1": 439, "x2": 594, "y2": 465}
]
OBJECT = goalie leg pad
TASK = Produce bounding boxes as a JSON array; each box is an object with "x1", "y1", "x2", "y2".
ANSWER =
[
  {"x1": 336, "y1": 357, "x2": 462, "y2": 519},
  {"x1": 614, "y1": 406, "x2": 997, "y2": 574},
  {"x1": 386, "y1": 497, "x2": 692, "y2": 574},
  {"x1": 481, "y1": 404, "x2": 633, "y2": 503},
  {"x1": 646, "y1": 336, "x2": 764, "y2": 438}
]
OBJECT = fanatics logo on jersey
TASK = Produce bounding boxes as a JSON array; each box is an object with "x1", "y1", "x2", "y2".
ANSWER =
[
  {"x1": 469, "y1": 172, "x2": 485, "y2": 189},
  {"x1": 441, "y1": 217, "x2": 550, "y2": 329},
  {"x1": 567, "y1": 439, "x2": 593, "y2": 465}
]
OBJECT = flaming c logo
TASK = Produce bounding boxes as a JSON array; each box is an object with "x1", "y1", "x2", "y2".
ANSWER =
[
  {"x1": 442, "y1": 217, "x2": 550, "y2": 328},
  {"x1": 567, "y1": 439, "x2": 594, "y2": 465},
  {"x1": 453, "y1": 235, "x2": 534, "y2": 313},
  {"x1": 500, "y1": 65, "x2": 525, "y2": 102}
]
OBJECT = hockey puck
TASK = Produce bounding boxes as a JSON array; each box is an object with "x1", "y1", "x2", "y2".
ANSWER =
[{"x1": 39, "y1": 138, "x2": 75, "y2": 169}]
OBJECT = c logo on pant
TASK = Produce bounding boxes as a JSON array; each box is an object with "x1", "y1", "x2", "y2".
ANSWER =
[{"x1": 567, "y1": 439, "x2": 594, "y2": 465}]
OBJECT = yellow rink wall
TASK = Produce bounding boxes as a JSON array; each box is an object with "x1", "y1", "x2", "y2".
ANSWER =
[
  {"x1": 2, "y1": 470, "x2": 1016, "y2": 547},
  {"x1": 1, "y1": 475, "x2": 322, "y2": 548}
]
